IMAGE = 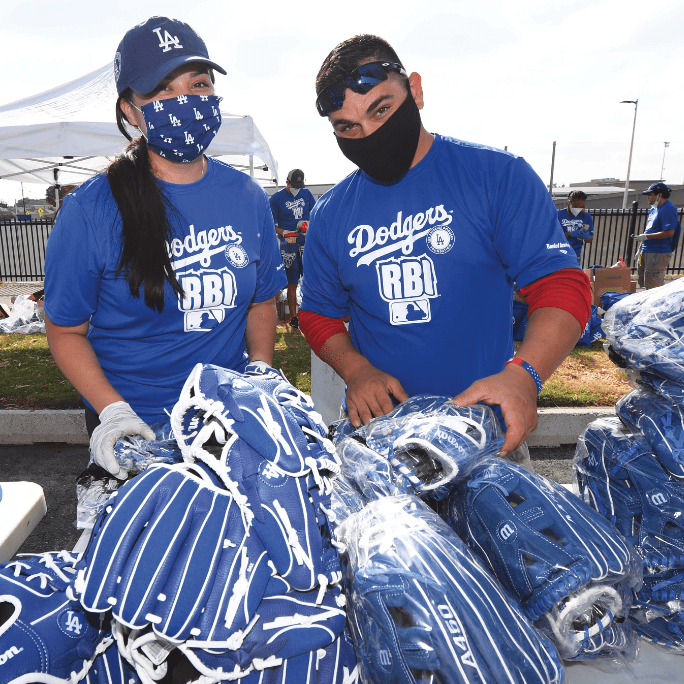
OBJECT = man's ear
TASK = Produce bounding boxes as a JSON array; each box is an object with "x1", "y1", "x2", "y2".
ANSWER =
[{"x1": 408, "y1": 72, "x2": 424, "y2": 110}]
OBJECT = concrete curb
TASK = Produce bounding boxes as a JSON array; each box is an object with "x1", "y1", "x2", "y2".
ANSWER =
[
  {"x1": 0, "y1": 410, "x2": 88, "y2": 445},
  {"x1": 0, "y1": 406, "x2": 617, "y2": 449},
  {"x1": 528, "y1": 407, "x2": 615, "y2": 447}
]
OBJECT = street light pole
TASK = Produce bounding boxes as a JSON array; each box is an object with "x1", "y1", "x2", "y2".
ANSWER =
[
  {"x1": 621, "y1": 99, "x2": 638, "y2": 210},
  {"x1": 660, "y1": 142, "x2": 669, "y2": 181}
]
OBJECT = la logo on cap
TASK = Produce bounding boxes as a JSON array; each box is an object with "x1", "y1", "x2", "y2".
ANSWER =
[{"x1": 153, "y1": 27, "x2": 183, "y2": 52}]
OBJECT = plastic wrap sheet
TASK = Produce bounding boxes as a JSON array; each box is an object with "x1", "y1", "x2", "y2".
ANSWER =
[
  {"x1": 76, "y1": 422, "x2": 182, "y2": 529},
  {"x1": 602, "y1": 277, "x2": 684, "y2": 385},
  {"x1": 449, "y1": 457, "x2": 641, "y2": 662},
  {"x1": 616, "y1": 387, "x2": 684, "y2": 478},
  {"x1": 335, "y1": 405, "x2": 503, "y2": 503},
  {"x1": 575, "y1": 417, "x2": 684, "y2": 571},
  {"x1": 0, "y1": 294, "x2": 45, "y2": 334},
  {"x1": 630, "y1": 369, "x2": 684, "y2": 405},
  {"x1": 630, "y1": 567, "x2": 684, "y2": 653},
  {"x1": 341, "y1": 494, "x2": 565, "y2": 684}
]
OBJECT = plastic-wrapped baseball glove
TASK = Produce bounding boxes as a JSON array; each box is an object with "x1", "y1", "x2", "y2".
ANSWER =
[
  {"x1": 575, "y1": 417, "x2": 684, "y2": 570},
  {"x1": 343, "y1": 495, "x2": 564, "y2": 684},
  {"x1": 90, "y1": 402, "x2": 156, "y2": 480},
  {"x1": 616, "y1": 387, "x2": 684, "y2": 478},
  {"x1": 0, "y1": 550, "x2": 112, "y2": 684},
  {"x1": 602, "y1": 277, "x2": 684, "y2": 385},
  {"x1": 449, "y1": 457, "x2": 640, "y2": 660},
  {"x1": 76, "y1": 462, "x2": 272, "y2": 643}
]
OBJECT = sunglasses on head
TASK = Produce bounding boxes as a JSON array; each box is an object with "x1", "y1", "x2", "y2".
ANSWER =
[{"x1": 316, "y1": 61, "x2": 408, "y2": 117}]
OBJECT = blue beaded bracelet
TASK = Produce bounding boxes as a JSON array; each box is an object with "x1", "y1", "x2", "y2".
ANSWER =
[{"x1": 505, "y1": 357, "x2": 543, "y2": 395}]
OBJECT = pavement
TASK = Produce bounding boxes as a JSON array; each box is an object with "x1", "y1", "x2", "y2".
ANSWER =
[{"x1": 3, "y1": 441, "x2": 578, "y2": 559}]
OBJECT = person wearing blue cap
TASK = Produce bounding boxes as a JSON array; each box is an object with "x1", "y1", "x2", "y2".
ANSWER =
[
  {"x1": 557, "y1": 190, "x2": 594, "y2": 263},
  {"x1": 44, "y1": 17, "x2": 286, "y2": 479},
  {"x1": 632, "y1": 182, "x2": 681, "y2": 289},
  {"x1": 269, "y1": 169, "x2": 317, "y2": 329}
]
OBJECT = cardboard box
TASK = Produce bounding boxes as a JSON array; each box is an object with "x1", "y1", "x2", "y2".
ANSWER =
[{"x1": 584, "y1": 267, "x2": 635, "y2": 307}]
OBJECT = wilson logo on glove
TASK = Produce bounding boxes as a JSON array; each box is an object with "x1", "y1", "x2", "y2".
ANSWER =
[
  {"x1": 648, "y1": 490, "x2": 669, "y2": 507},
  {"x1": 0, "y1": 647, "x2": 22, "y2": 666},
  {"x1": 497, "y1": 521, "x2": 517, "y2": 542}
]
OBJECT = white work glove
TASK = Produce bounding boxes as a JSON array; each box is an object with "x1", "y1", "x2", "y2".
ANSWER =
[
  {"x1": 631, "y1": 233, "x2": 648, "y2": 241},
  {"x1": 90, "y1": 401, "x2": 156, "y2": 479}
]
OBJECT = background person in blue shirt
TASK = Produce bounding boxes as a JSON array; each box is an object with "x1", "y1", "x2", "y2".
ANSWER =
[
  {"x1": 633, "y1": 182, "x2": 682, "y2": 289},
  {"x1": 269, "y1": 169, "x2": 316, "y2": 329},
  {"x1": 557, "y1": 190, "x2": 594, "y2": 263}
]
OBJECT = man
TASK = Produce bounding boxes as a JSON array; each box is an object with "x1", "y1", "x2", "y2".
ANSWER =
[
  {"x1": 633, "y1": 182, "x2": 681, "y2": 289},
  {"x1": 299, "y1": 35, "x2": 591, "y2": 455},
  {"x1": 557, "y1": 190, "x2": 594, "y2": 263},
  {"x1": 269, "y1": 169, "x2": 316, "y2": 329}
]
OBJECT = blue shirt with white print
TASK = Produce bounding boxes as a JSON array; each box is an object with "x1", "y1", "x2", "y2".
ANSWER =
[
  {"x1": 45, "y1": 158, "x2": 286, "y2": 424},
  {"x1": 557, "y1": 208, "x2": 594, "y2": 259},
  {"x1": 270, "y1": 187, "x2": 316, "y2": 248},
  {"x1": 641, "y1": 199, "x2": 681, "y2": 254},
  {"x1": 300, "y1": 134, "x2": 580, "y2": 399}
]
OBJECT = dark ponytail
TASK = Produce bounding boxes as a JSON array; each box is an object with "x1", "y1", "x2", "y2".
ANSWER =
[{"x1": 107, "y1": 92, "x2": 184, "y2": 312}]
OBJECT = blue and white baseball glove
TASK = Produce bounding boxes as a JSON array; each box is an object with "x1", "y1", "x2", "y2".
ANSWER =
[
  {"x1": 0, "y1": 551, "x2": 112, "y2": 684},
  {"x1": 616, "y1": 387, "x2": 684, "y2": 478},
  {"x1": 179, "y1": 582, "x2": 348, "y2": 679},
  {"x1": 344, "y1": 495, "x2": 564, "y2": 684},
  {"x1": 83, "y1": 638, "x2": 141, "y2": 684},
  {"x1": 171, "y1": 364, "x2": 341, "y2": 591},
  {"x1": 76, "y1": 462, "x2": 272, "y2": 643},
  {"x1": 359, "y1": 404, "x2": 502, "y2": 500},
  {"x1": 449, "y1": 457, "x2": 639, "y2": 660},
  {"x1": 602, "y1": 277, "x2": 684, "y2": 385},
  {"x1": 575, "y1": 417, "x2": 684, "y2": 570}
]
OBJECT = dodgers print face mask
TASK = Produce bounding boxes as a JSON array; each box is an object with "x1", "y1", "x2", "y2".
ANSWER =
[{"x1": 132, "y1": 94, "x2": 222, "y2": 162}]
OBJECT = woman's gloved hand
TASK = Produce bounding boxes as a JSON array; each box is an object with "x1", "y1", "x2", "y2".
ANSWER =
[{"x1": 90, "y1": 401, "x2": 155, "y2": 479}]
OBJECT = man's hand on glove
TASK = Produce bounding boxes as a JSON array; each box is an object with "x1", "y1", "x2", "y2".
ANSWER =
[{"x1": 90, "y1": 401, "x2": 155, "y2": 479}]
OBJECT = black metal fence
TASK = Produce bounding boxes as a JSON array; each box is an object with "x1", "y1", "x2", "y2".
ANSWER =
[
  {"x1": 0, "y1": 219, "x2": 53, "y2": 281},
  {"x1": 1, "y1": 204, "x2": 683, "y2": 281},
  {"x1": 579, "y1": 203, "x2": 684, "y2": 273}
]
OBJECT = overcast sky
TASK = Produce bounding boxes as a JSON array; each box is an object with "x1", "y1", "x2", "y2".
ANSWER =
[{"x1": 1, "y1": 0, "x2": 683, "y2": 204}]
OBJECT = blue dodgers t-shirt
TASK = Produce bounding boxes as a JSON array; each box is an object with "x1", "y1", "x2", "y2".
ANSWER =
[
  {"x1": 269, "y1": 187, "x2": 316, "y2": 248},
  {"x1": 44, "y1": 159, "x2": 286, "y2": 423},
  {"x1": 557, "y1": 208, "x2": 594, "y2": 259},
  {"x1": 300, "y1": 134, "x2": 581, "y2": 399},
  {"x1": 641, "y1": 200, "x2": 682, "y2": 254}
]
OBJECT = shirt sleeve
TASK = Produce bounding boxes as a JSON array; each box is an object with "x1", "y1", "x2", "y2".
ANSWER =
[
  {"x1": 491, "y1": 157, "x2": 582, "y2": 289},
  {"x1": 300, "y1": 196, "x2": 350, "y2": 318},
  {"x1": 253, "y1": 194, "x2": 287, "y2": 302},
  {"x1": 43, "y1": 192, "x2": 105, "y2": 327},
  {"x1": 658, "y1": 203, "x2": 679, "y2": 232}
]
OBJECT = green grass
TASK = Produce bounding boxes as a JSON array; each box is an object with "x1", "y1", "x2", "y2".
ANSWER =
[
  {"x1": 0, "y1": 330, "x2": 627, "y2": 410},
  {"x1": 0, "y1": 326, "x2": 312, "y2": 410},
  {"x1": 0, "y1": 333, "x2": 82, "y2": 409}
]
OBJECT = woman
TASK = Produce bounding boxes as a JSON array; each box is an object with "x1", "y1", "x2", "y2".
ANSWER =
[{"x1": 44, "y1": 17, "x2": 286, "y2": 479}]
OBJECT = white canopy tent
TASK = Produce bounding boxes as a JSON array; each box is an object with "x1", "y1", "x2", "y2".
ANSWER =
[{"x1": 0, "y1": 63, "x2": 278, "y2": 196}]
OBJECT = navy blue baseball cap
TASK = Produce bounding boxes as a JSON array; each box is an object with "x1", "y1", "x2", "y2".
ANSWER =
[
  {"x1": 642, "y1": 182, "x2": 670, "y2": 195},
  {"x1": 114, "y1": 17, "x2": 226, "y2": 95}
]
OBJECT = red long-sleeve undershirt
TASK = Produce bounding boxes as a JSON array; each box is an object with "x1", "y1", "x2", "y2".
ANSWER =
[{"x1": 300, "y1": 268, "x2": 592, "y2": 356}]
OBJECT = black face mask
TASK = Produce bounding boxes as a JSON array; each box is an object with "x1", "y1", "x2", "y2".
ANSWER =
[{"x1": 335, "y1": 88, "x2": 422, "y2": 184}]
